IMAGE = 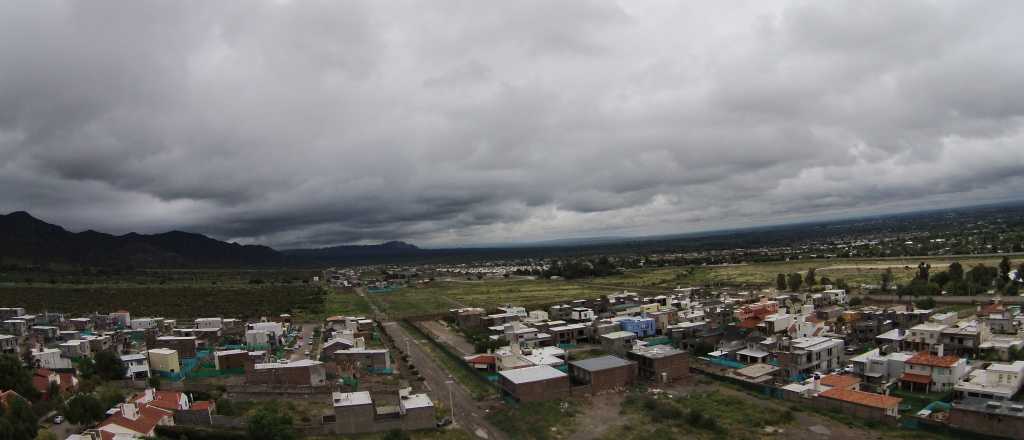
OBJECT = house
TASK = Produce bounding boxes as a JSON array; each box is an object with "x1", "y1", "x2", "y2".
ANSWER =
[
  {"x1": 31, "y1": 369, "x2": 77, "y2": 399},
  {"x1": 618, "y1": 317, "x2": 656, "y2": 338},
  {"x1": 151, "y1": 336, "x2": 197, "y2": 359},
  {"x1": 939, "y1": 321, "x2": 991, "y2": 357},
  {"x1": 904, "y1": 322, "x2": 948, "y2": 352},
  {"x1": 464, "y1": 354, "x2": 497, "y2": 373},
  {"x1": 817, "y1": 388, "x2": 902, "y2": 420},
  {"x1": 246, "y1": 359, "x2": 327, "y2": 386},
  {"x1": 59, "y1": 339, "x2": 91, "y2": 358},
  {"x1": 130, "y1": 318, "x2": 158, "y2": 330},
  {"x1": 775, "y1": 336, "x2": 845, "y2": 380},
  {"x1": 147, "y1": 349, "x2": 181, "y2": 375},
  {"x1": 97, "y1": 402, "x2": 174, "y2": 439},
  {"x1": 570, "y1": 308, "x2": 595, "y2": 322},
  {"x1": 131, "y1": 388, "x2": 190, "y2": 412},
  {"x1": 213, "y1": 350, "x2": 252, "y2": 371},
  {"x1": 450, "y1": 308, "x2": 486, "y2": 329},
  {"x1": 548, "y1": 323, "x2": 589, "y2": 346},
  {"x1": 899, "y1": 350, "x2": 967, "y2": 393},
  {"x1": 31, "y1": 325, "x2": 59, "y2": 341},
  {"x1": 568, "y1": 355, "x2": 636, "y2": 393},
  {"x1": 331, "y1": 389, "x2": 435, "y2": 434},
  {"x1": 875, "y1": 328, "x2": 908, "y2": 351},
  {"x1": 31, "y1": 348, "x2": 72, "y2": 370},
  {"x1": 849, "y1": 348, "x2": 913, "y2": 393},
  {"x1": 195, "y1": 317, "x2": 223, "y2": 329},
  {"x1": 954, "y1": 361, "x2": 1024, "y2": 401},
  {"x1": 334, "y1": 348, "x2": 391, "y2": 371},
  {"x1": 627, "y1": 345, "x2": 689, "y2": 383},
  {"x1": 599, "y1": 331, "x2": 637, "y2": 356},
  {"x1": 109, "y1": 311, "x2": 131, "y2": 328},
  {"x1": 2, "y1": 320, "x2": 27, "y2": 336},
  {"x1": 120, "y1": 354, "x2": 151, "y2": 379},
  {"x1": 497, "y1": 365, "x2": 570, "y2": 402}
]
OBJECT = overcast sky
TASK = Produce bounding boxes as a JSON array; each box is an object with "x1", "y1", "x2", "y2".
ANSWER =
[{"x1": 2, "y1": 1, "x2": 1024, "y2": 248}]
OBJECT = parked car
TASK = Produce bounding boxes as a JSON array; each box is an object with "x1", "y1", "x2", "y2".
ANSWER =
[
  {"x1": 53, "y1": 415, "x2": 64, "y2": 425},
  {"x1": 436, "y1": 417, "x2": 452, "y2": 428}
]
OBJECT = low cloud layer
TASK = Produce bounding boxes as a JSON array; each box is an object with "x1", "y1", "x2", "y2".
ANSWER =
[{"x1": 2, "y1": 1, "x2": 1023, "y2": 248}]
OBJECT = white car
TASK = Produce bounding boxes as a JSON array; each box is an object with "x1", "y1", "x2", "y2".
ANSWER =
[{"x1": 53, "y1": 415, "x2": 64, "y2": 424}]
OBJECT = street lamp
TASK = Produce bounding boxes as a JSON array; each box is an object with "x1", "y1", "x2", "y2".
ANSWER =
[{"x1": 446, "y1": 380, "x2": 455, "y2": 425}]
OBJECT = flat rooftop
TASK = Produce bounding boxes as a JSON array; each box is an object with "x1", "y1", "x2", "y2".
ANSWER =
[
  {"x1": 569, "y1": 355, "x2": 634, "y2": 372},
  {"x1": 499, "y1": 365, "x2": 567, "y2": 384}
]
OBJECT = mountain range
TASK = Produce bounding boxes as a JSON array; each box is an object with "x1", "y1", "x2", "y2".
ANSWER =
[{"x1": 0, "y1": 211, "x2": 422, "y2": 268}]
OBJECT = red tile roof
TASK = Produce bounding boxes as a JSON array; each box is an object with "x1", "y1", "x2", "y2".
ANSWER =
[
  {"x1": 819, "y1": 388, "x2": 902, "y2": 410},
  {"x1": 900, "y1": 372, "x2": 932, "y2": 384},
  {"x1": 738, "y1": 318, "x2": 762, "y2": 329},
  {"x1": 907, "y1": 352, "x2": 960, "y2": 368},
  {"x1": 820, "y1": 374, "x2": 860, "y2": 389},
  {"x1": 466, "y1": 355, "x2": 496, "y2": 365},
  {"x1": 191, "y1": 400, "x2": 213, "y2": 411},
  {"x1": 98, "y1": 404, "x2": 172, "y2": 436},
  {"x1": 132, "y1": 390, "x2": 186, "y2": 411}
]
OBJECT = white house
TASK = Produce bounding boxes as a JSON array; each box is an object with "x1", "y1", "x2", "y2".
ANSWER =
[{"x1": 955, "y1": 361, "x2": 1024, "y2": 401}]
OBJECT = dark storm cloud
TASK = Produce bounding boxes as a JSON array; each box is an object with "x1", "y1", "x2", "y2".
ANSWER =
[{"x1": 2, "y1": 0, "x2": 1024, "y2": 247}]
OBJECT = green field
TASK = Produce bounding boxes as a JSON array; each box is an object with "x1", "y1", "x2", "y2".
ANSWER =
[
  {"x1": 368, "y1": 279, "x2": 616, "y2": 317},
  {"x1": 587, "y1": 255, "x2": 1013, "y2": 289},
  {"x1": 0, "y1": 285, "x2": 325, "y2": 319}
]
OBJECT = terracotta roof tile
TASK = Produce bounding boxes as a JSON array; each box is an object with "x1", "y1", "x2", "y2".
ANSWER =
[
  {"x1": 820, "y1": 374, "x2": 860, "y2": 389},
  {"x1": 900, "y1": 372, "x2": 932, "y2": 384},
  {"x1": 819, "y1": 388, "x2": 901, "y2": 409},
  {"x1": 907, "y1": 352, "x2": 960, "y2": 368}
]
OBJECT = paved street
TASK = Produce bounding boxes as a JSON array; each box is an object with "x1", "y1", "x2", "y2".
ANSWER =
[
  {"x1": 289, "y1": 323, "x2": 316, "y2": 361},
  {"x1": 383, "y1": 321, "x2": 505, "y2": 440}
]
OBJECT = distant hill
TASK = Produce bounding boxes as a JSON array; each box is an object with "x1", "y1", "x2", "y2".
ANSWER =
[
  {"x1": 282, "y1": 241, "x2": 423, "y2": 263},
  {"x1": 0, "y1": 211, "x2": 282, "y2": 267}
]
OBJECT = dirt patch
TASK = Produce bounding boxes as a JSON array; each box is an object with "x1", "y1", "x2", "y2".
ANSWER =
[
  {"x1": 420, "y1": 320, "x2": 476, "y2": 355},
  {"x1": 568, "y1": 393, "x2": 628, "y2": 440}
]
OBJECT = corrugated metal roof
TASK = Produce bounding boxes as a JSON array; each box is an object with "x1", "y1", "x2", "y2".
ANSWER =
[{"x1": 569, "y1": 355, "x2": 634, "y2": 372}]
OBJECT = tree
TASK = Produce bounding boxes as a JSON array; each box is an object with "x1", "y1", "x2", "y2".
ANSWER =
[
  {"x1": 949, "y1": 262, "x2": 964, "y2": 281},
  {"x1": 848, "y1": 296, "x2": 864, "y2": 307},
  {"x1": 93, "y1": 351, "x2": 127, "y2": 381},
  {"x1": 64, "y1": 394, "x2": 106, "y2": 426},
  {"x1": 776, "y1": 274, "x2": 787, "y2": 291},
  {"x1": 147, "y1": 375, "x2": 162, "y2": 390},
  {"x1": 0, "y1": 355, "x2": 38, "y2": 400},
  {"x1": 914, "y1": 296, "x2": 937, "y2": 310},
  {"x1": 787, "y1": 273, "x2": 803, "y2": 292},
  {"x1": 916, "y1": 262, "x2": 931, "y2": 281},
  {"x1": 4, "y1": 396, "x2": 38, "y2": 440},
  {"x1": 1000, "y1": 257, "x2": 1012, "y2": 282},
  {"x1": 247, "y1": 406, "x2": 295, "y2": 440},
  {"x1": 95, "y1": 385, "x2": 126, "y2": 410},
  {"x1": 931, "y1": 271, "x2": 951, "y2": 289},
  {"x1": 805, "y1": 268, "x2": 817, "y2": 286},
  {"x1": 880, "y1": 268, "x2": 894, "y2": 292}
]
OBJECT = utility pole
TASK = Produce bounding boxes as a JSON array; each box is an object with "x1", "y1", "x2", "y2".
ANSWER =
[{"x1": 446, "y1": 380, "x2": 455, "y2": 425}]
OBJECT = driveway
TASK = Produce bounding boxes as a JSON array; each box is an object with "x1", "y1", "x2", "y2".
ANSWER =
[{"x1": 384, "y1": 321, "x2": 506, "y2": 440}]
